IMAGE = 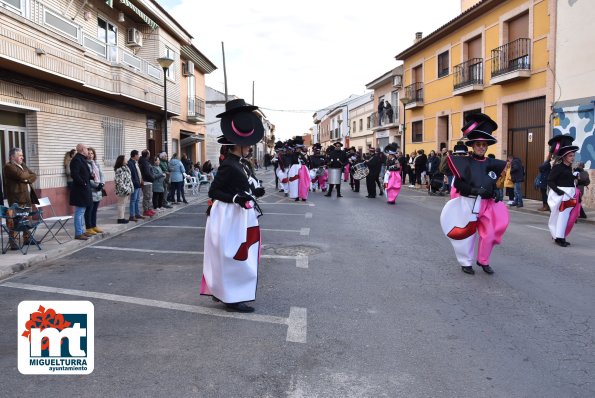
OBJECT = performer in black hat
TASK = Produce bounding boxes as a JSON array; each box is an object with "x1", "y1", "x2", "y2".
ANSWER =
[
  {"x1": 201, "y1": 99, "x2": 265, "y2": 312},
  {"x1": 547, "y1": 134, "x2": 581, "y2": 247},
  {"x1": 383, "y1": 143, "x2": 401, "y2": 204},
  {"x1": 309, "y1": 143, "x2": 327, "y2": 192},
  {"x1": 272, "y1": 140, "x2": 285, "y2": 190},
  {"x1": 325, "y1": 141, "x2": 346, "y2": 197},
  {"x1": 287, "y1": 136, "x2": 310, "y2": 201},
  {"x1": 440, "y1": 113, "x2": 508, "y2": 275}
]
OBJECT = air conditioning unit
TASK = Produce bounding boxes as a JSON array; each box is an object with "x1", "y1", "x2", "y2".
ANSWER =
[
  {"x1": 393, "y1": 75, "x2": 402, "y2": 87},
  {"x1": 182, "y1": 61, "x2": 194, "y2": 76},
  {"x1": 126, "y1": 28, "x2": 143, "y2": 47}
]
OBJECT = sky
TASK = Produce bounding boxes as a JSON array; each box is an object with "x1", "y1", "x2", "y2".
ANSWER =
[{"x1": 159, "y1": 0, "x2": 462, "y2": 140}]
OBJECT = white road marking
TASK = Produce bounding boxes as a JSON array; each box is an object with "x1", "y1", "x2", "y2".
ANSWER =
[
  {"x1": 526, "y1": 225, "x2": 550, "y2": 232},
  {"x1": 300, "y1": 228, "x2": 310, "y2": 236},
  {"x1": 286, "y1": 307, "x2": 308, "y2": 343},
  {"x1": 140, "y1": 225, "x2": 305, "y2": 234},
  {"x1": 0, "y1": 282, "x2": 306, "y2": 343},
  {"x1": 89, "y1": 246, "x2": 308, "y2": 268},
  {"x1": 258, "y1": 212, "x2": 310, "y2": 217},
  {"x1": 264, "y1": 201, "x2": 314, "y2": 206}
]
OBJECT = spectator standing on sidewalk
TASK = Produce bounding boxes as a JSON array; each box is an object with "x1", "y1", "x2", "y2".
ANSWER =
[
  {"x1": 114, "y1": 155, "x2": 133, "y2": 224},
  {"x1": 510, "y1": 154, "x2": 525, "y2": 208},
  {"x1": 169, "y1": 153, "x2": 188, "y2": 204},
  {"x1": 151, "y1": 156, "x2": 168, "y2": 211},
  {"x1": 159, "y1": 152, "x2": 172, "y2": 206},
  {"x1": 537, "y1": 154, "x2": 552, "y2": 211},
  {"x1": 84, "y1": 147, "x2": 105, "y2": 235},
  {"x1": 139, "y1": 150, "x2": 155, "y2": 217},
  {"x1": 127, "y1": 150, "x2": 144, "y2": 221},
  {"x1": 575, "y1": 162, "x2": 590, "y2": 219},
  {"x1": 63, "y1": 149, "x2": 75, "y2": 190},
  {"x1": 69, "y1": 144, "x2": 92, "y2": 240}
]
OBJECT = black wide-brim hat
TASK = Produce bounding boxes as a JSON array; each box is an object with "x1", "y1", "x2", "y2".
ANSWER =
[
  {"x1": 217, "y1": 135, "x2": 234, "y2": 145},
  {"x1": 333, "y1": 141, "x2": 343, "y2": 147},
  {"x1": 462, "y1": 113, "x2": 498, "y2": 146},
  {"x1": 218, "y1": 98, "x2": 264, "y2": 146},
  {"x1": 548, "y1": 134, "x2": 579, "y2": 157}
]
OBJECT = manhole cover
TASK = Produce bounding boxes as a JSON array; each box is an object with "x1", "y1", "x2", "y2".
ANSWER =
[{"x1": 273, "y1": 245, "x2": 322, "y2": 256}]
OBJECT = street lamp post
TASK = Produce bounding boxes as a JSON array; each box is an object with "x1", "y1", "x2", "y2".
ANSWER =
[{"x1": 157, "y1": 56, "x2": 174, "y2": 154}]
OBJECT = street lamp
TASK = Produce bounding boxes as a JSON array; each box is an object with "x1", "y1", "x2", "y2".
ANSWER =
[{"x1": 157, "y1": 55, "x2": 174, "y2": 154}]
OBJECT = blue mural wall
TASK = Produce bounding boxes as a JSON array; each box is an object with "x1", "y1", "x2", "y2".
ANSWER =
[{"x1": 553, "y1": 104, "x2": 595, "y2": 169}]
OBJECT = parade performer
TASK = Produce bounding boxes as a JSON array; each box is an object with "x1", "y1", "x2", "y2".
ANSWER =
[
  {"x1": 365, "y1": 148, "x2": 382, "y2": 198},
  {"x1": 308, "y1": 143, "x2": 324, "y2": 192},
  {"x1": 201, "y1": 98, "x2": 265, "y2": 312},
  {"x1": 325, "y1": 141, "x2": 346, "y2": 197},
  {"x1": 275, "y1": 142, "x2": 289, "y2": 195},
  {"x1": 440, "y1": 113, "x2": 508, "y2": 275},
  {"x1": 449, "y1": 141, "x2": 468, "y2": 200},
  {"x1": 287, "y1": 137, "x2": 310, "y2": 201},
  {"x1": 383, "y1": 143, "x2": 401, "y2": 204},
  {"x1": 271, "y1": 141, "x2": 284, "y2": 190},
  {"x1": 546, "y1": 134, "x2": 581, "y2": 247},
  {"x1": 347, "y1": 147, "x2": 362, "y2": 193}
]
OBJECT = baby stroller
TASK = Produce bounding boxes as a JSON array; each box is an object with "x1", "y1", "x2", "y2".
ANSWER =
[{"x1": 427, "y1": 172, "x2": 446, "y2": 196}]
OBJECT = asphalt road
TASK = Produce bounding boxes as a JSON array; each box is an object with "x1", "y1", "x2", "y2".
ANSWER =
[{"x1": 1, "y1": 170, "x2": 594, "y2": 397}]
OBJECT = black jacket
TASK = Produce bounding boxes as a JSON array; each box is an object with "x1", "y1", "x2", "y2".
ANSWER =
[
  {"x1": 366, "y1": 153, "x2": 382, "y2": 176},
  {"x1": 138, "y1": 156, "x2": 155, "y2": 182},
  {"x1": 69, "y1": 153, "x2": 92, "y2": 207},
  {"x1": 426, "y1": 155, "x2": 440, "y2": 175},
  {"x1": 208, "y1": 154, "x2": 252, "y2": 203},
  {"x1": 127, "y1": 159, "x2": 141, "y2": 188},
  {"x1": 510, "y1": 157, "x2": 524, "y2": 182}
]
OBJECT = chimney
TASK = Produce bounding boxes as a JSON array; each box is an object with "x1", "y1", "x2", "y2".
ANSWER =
[{"x1": 414, "y1": 32, "x2": 423, "y2": 44}]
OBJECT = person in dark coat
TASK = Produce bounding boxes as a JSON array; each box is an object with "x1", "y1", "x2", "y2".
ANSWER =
[
  {"x1": 69, "y1": 143, "x2": 93, "y2": 240},
  {"x1": 414, "y1": 149, "x2": 427, "y2": 187},
  {"x1": 127, "y1": 150, "x2": 143, "y2": 221},
  {"x1": 365, "y1": 149, "x2": 382, "y2": 198},
  {"x1": 537, "y1": 154, "x2": 552, "y2": 211},
  {"x1": 509, "y1": 155, "x2": 525, "y2": 207}
]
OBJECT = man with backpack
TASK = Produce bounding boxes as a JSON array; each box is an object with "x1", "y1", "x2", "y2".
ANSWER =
[{"x1": 510, "y1": 154, "x2": 525, "y2": 208}]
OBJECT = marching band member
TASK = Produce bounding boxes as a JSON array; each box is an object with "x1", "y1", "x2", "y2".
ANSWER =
[
  {"x1": 546, "y1": 134, "x2": 581, "y2": 247},
  {"x1": 201, "y1": 99, "x2": 265, "y2": 313},
  {"x1": 383, "y1": 143, "x2": 401, "y2": 204},
  {"x1": 347, "y1": 147, "x2": 362, "y2": 193},
  {"x1": 287, "y1": 137, "x2": 310, "y2": 201},
  {"x1": 365, "y1": 148, "x2": 382, "y2": 198},
  {"x1": 440, "y1": 113, "x2": 508, "y2": 275},
  {"x1": 325, "y1": 141, "x2": 346, "y2": 198},
  {"x1": 309, "y1": 143, "x2": 326, "y2": 192},
  {"x1": 271, "y1": 141, "x2": 284, "y2": 191}
]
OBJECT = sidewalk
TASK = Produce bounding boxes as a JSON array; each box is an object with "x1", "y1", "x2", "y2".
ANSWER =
[
  {"x1": 0, "y1": 192, "x2": 209, "y2": 280},
  {"x1": 404, "y1": 185, "x2": 595, "y2": 224}
]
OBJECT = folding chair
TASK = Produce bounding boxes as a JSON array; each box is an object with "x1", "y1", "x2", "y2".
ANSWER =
[
  {"x1": 0, "y1": 205, "x2": 42, "y2": 255},
  {"x1": 35, "y1": 197, "x2": 73, "y2": 244}
]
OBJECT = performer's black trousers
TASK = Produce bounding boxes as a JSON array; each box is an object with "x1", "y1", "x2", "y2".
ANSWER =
[{"x1": 366, "y1": 175, "x2": 379, "y2": 197}]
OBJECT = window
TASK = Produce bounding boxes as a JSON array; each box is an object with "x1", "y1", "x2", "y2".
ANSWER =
[
  {"x1": 359, "y1": 119, "x2": 363, "y2": 131},
  {"x1": 412, "y1": 121, "x2": 423, "y2": 143},
  {"x1": 103, "y1": 117, "x2": 124, "y2": 163},
  {"x1": 438, "y1": 51, "x2": 449, "y2": 78},
  {"x1": 45, "y1": 9, "x2": 80, "y2": 41},
  {"x1": 353, "y1": 121, "x2": 356, "y2": 134},
  {"x1": 165, "y1": 47, "x2": 175, "y2": 80},
  {"x1": 367, "y1": 117, "x2": 371, "y2": 129},
  {"x1": 97, "y1": 17, "x2": 117, "y2": 62},
  {"x1": 188, "y1": 73, "x2": 196, "y2": 115},
  {"x1": 1, "y1": 0, "x2": 24, "y2": 15},
  {"x1": 172, "y1": 138, "x2": 179, "y2": 155}
]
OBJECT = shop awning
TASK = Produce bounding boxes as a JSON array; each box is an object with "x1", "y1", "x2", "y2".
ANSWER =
[
  {"x1": 118, "y1": 0, "x2": 159, "y2": 30},
  {"x1": 181, "y1": 135, "x2": 204, "y2": 147}
]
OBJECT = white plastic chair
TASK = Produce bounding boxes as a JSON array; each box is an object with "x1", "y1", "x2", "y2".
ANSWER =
[
  {"x1": 185, "y1": 175, "x2": 199, "y2": 195},
  {"x1": 36, "y1": 197, "x2": 73, "y2": 244},
  {"x1": 197, "y1": 173, "x2": 211, "y2": 192}
]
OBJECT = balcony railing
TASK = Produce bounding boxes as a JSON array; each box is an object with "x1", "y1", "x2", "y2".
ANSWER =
[
  {"x1": 491, "y1": 38, "x2": 531, "y2": 78},
  {"x1": 188, "y1": 96, "x2": 206, "y2": 121},
  {"x1": 403, "y1": 82, "x2": 423, "y2": 104},
  {"x1": 453, "y1": 58, "x2": 483, "y2": 90},
  {"x1": 370, "y1": 107, "x2": 399, "y2": 128}
]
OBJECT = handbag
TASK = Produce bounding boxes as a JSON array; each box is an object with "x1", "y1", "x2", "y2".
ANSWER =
[{"x1": 496, "y1": 173, "x2": 505, "y2": 189}]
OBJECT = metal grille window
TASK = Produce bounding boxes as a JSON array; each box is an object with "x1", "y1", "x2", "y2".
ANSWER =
[
  {"x1": 412, "y1": 121, "x2": 423, "y2": 143},
  {"x1": 438, "y1": 51, "x2": 449, "y2": 78},
  {"x1": 103, "y1": 117, "x2": 124, "y2": 163}
]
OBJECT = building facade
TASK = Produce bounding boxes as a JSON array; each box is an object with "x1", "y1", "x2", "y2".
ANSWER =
[
  {"x1": 0, "y1": 0, "x2": 214, "y2": 214},
  {"x1": 395, "y1": 0, "x2": 555, "y2": 200},
  {"x1": 551, "y1": 0, "x2": 595, "y2": 208},
  {"x1": 347, "y1": 93, "x2": 374, "y2": 153}
]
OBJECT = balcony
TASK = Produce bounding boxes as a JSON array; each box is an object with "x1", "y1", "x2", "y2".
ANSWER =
[
  {"x1": 370, "y1": 107, "x2": 399, "y2": 130},
  {"x1": 0, "y1": 0, "x2": 177, "y2": 113},
  {"x1": 187, "y1": 96, "x2": 205, "y2": 123},
  {"x1": 403, "y1": 82, "x2": 423, "y2": 109},
  {"x1": 453, "y1": 58, "x2": 483, "y2": 96},
  {"x1": 490, "y1": 38, "x2": 531, "y2": 85}
]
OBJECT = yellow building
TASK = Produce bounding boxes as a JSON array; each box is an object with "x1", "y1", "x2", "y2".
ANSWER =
[{"x1": 395, "y1": 0, "x2": 555, "y2": 200}]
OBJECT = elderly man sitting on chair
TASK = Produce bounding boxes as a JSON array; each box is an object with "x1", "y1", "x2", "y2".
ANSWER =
[{"x1": 3, "y1": 147, "x2": 40, "y2": 250}]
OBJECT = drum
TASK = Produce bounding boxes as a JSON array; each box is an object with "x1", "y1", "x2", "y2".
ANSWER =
[
  {"x1": 328, "y1": 168, "x2": 342, "y2": 185},
  {"x1": 353, "y1": 163, "x2": 369, "y2": 180}
]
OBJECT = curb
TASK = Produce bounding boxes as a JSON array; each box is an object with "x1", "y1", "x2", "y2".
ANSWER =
[{"x1": 0, "y1": 196, "x2": 209, "y2": 282}]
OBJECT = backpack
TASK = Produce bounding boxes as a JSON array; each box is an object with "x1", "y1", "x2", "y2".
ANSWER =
[{"x1": 533, "y1": 172, "x2": 542, "y2": 190}]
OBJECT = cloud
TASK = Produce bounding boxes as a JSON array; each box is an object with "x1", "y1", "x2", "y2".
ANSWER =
[{"x1": 165, "y1": 0, "x2": 461, "y2": 139}]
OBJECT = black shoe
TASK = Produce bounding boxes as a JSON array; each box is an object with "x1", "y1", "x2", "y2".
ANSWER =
[
  {"x1": 478, "y1": 264, "x2": 494, "y2": 274},
  {"x1": 225, "y1": 303, "x2": 255, "y2": 313},
  {"x1": 365, "y1": 195, "x2": 375, "y2": 198},
  {"x1": 301, "y1": 199, "x2": 306, "y2": 201},
  {"x1": 324, "y1": 193, "x2": 332, "y2": 197},
  {"x1": 379, "y1": 191, "x2": 384, "y2": 196},
  {"x1": 554, "y1": 238, "x2": 570, "y2": 247},
  {"x1": 337, "y1": 194, "x2": 342, "y2": 198},
  {"x1": 183, "y1": 200, "x2": 189, "y2": 204},
  {"x1": 211, "y1": 296, "x2": 220, "y2": 302},
  {"x1": 294, "y1": 198, "x2": 300, "y2": 201},
  {"x1": 117, "y1": 218, "x2": 129, "y2": 224},
  {"x1": 461, "y1": 266, "x2": 475, "y2": 275}
]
